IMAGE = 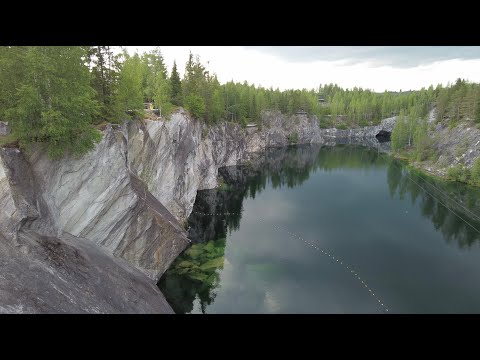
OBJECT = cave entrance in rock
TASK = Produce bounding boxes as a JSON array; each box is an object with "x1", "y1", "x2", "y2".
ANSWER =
[{"x1": 375, "y1": 130, "x2": 391, "y2": 143}]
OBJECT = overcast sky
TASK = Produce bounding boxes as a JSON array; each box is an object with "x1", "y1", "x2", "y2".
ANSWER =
[{"x1": 124, "y1": 46, "x2": 480, "y2": 92}]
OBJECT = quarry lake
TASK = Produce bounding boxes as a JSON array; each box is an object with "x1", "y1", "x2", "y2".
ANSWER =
[{"x1": 158, "y1": 144, "x2": 480, "y2": 314}]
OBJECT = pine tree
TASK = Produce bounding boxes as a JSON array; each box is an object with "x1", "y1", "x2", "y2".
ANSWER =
[
  {"x1": 2, "y1": 46, "x2": 101, "y2": 158},
  {"x1": 182, "y1": 54, "x2": 207, "y2": 119},
  {"x1": 86, "y1": 46, "x2": 120, "y2": 123},
  {"x1": 170, "y1": 60, "x2": 182, "y2": 106}
]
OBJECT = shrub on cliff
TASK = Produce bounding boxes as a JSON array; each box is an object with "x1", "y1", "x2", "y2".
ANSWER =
[
  {"x1": 287, "y1": 131, "x2": 299, "y2": 144},
  {"x1": 447, "y1": 164, "x2": 471, "y2": 183},
  {"x1": 184, "y1": 94, "x2": 206, "y2": 120},
  {"x1": 471, "y1": 158, "x2": 480, "y2": 185}
]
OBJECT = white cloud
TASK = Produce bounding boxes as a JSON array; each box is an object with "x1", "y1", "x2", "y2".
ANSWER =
[{"x1": 122, "y1": 46, "x2": 480, "y2": 92}]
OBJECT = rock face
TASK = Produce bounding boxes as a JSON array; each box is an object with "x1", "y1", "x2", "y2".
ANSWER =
[
  {"x1": 0, "y1": 127, "x2": 189, "y2": 313},
  {"x1": 26, "y1": 126, "x2": 189, "y2": 280},
  {"x1": 0, "y1": 148, "x2": 40, "y2": 242},
  {"x1": 0, "y1": 230, "x2": 173, "y2": 314},
  {"x1": 0, "y1": 145, "x2": 181, "y2": 312},
  {"x1": 0, "y1": 122, "x2": 10, "y2": 136},
  {"x1": 127, "y1": 110, "x2": 249, "y2": 223},
  {"x1": 425, "y1": 121, "x2": 480, "y2": 176},
  {"x1": 126, "y1": 110, "x2": 394, "y2": 223}
]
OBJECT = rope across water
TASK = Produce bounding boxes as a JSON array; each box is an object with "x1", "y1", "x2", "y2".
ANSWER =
[{"x1": 193, "y1": 211, "x2": 390, "y2": 313}]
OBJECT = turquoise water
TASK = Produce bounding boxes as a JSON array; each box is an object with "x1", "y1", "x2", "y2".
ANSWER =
[{"x1": 158, "y1": 145, "x2": 480, "y2": 314}]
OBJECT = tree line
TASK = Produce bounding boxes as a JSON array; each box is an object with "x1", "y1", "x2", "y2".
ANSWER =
[
  {"x1": 1, "y1": 46, "x2": 480, "y2": 159},
  {"x1": 390, "y1": 78, "x2": 480, "y2": 186}
]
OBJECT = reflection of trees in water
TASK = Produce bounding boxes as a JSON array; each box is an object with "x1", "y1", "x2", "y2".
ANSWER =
[
  {"x1": 247, "y1": 145, "x2": 389, "y2": 195},
  {"x1": 386, "y1": 159, "x2": 480, "y2": 248},
  {"x1": 160, "y1": 145, "x2": 480, "y2": 313},
  {"x1": 159, "y1": 238, "x2": 226, "y2": 314}
]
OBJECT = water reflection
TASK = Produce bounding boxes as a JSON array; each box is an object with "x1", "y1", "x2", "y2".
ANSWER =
[
  {"x1": 158, "y1": 144, "x2": 480, "y2": 313},
  {"x1": 386, "y1": 160, "x2": 480, "y2": 248}
]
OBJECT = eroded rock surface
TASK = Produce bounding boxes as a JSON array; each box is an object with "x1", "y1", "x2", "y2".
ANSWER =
[
  {"x1": 0, "y1": 230, "x2": 173, "y2": 314},
  {"x1": 26, "y1": 126, "x2": 189, "y2": 280}
]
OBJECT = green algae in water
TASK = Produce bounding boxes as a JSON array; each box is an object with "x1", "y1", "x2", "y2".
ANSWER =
[
  {"x1": 169, "y1": 238, "x2": 226, "y2": 283},
  {"x1": 161, "y1": 238, "x2": 226, "y2": 313}
]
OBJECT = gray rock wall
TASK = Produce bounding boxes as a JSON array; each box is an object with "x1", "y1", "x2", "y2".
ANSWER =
[
  {"x1": 26, "y1": 126, "x2": 189, "y2": 280},
  {"x1": 126, "y1": 110, "x2": 394, "y2": 223},
  {"x1": 0, "y1": 230, "x2": 174, "y2": 314},
  {"x1": 0, "y1": 122, "x2": 10, "y2": 136}
]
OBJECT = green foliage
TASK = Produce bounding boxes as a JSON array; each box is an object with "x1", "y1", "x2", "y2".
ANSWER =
[
  {"x1": 141, "y1": 47, "x2": 168, "y2": 103},
  {"x1": 391, "y1": 110, "x2": 408, "y2": 152},
  {"x1": 85, "y1": 46, "x2": 121, "y2": 123},
  {"x1": 115, "y1": 50, "x2": 144, "y2": 112},
  {"x1": 170, "y1": 60, "x2": 182, "y2": 106},
  {"x1": 287, "y1": 131, "x2": 299, "y2": 144},
  {"x1": 476, "y1": 96, "x2": 480, "y2": 124},
  {"x1": 0, "y1": 46, "x2": 102, "y2": 158},
  {"x1": 455, "y1": 139, "x2": 469, "y2": 157},
  {"x1": 160, "y1": 102, "x2": 175, "y2": 118},
  {"x1": 471, "y1": 158, "x2": 480, "y2": 185},
  {"x1": 6, "y1": 46, "x2": 480, "y2": 162},
  {"x1": 447, "y1": 164, "x2": 471, "y2": 183},
  {"x1": 182, "y1": 53, "x2": 225, "y2": 123},
  {"x1": 447, "y1": 165, "x2": 462, "y2": 180},
  {"x1": 448, "y1": 118, "x2": 459, "y2": 129},
  {"x1": 391, "y1": 106, "x2": 429, "y2": 157},
  {"x1": 184, "y1": 94, "x2": 206, "y2": 119},
  {"x1": 412, "y1": 116, "x2": 434, "y2": 161},
  {"x1": 141, "y1": 48, "x2": 172, "y2": 118},
  {"x1": 0, "y1": 133, "x2": 17, "y2": 147},
  {"x1": 436, "y1": 78, "x2": 480, "y2": 124}
]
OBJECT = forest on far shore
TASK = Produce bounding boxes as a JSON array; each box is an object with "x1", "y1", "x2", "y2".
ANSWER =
[{"x1": 1, "y1": 46, "x2": 479, "y2": 159}]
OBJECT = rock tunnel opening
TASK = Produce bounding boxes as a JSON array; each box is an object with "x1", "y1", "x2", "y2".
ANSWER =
[{"x1": 376, "y1": 130, "x2": 391, "y2": 143}]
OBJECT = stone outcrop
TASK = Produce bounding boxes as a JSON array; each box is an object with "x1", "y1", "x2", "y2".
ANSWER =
[
  {"x1": 421, "y1": 121, "x2": 480, "y2": 176},
  {"x1": 0, "y1": 148, "x2": 40, "y2": 242},
  {"x1": 0, "y1": 230, "x2": 173, "y2": 314},
  {"x1": 0, "y1": 122, "x2": 10, "y2": 136}
]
